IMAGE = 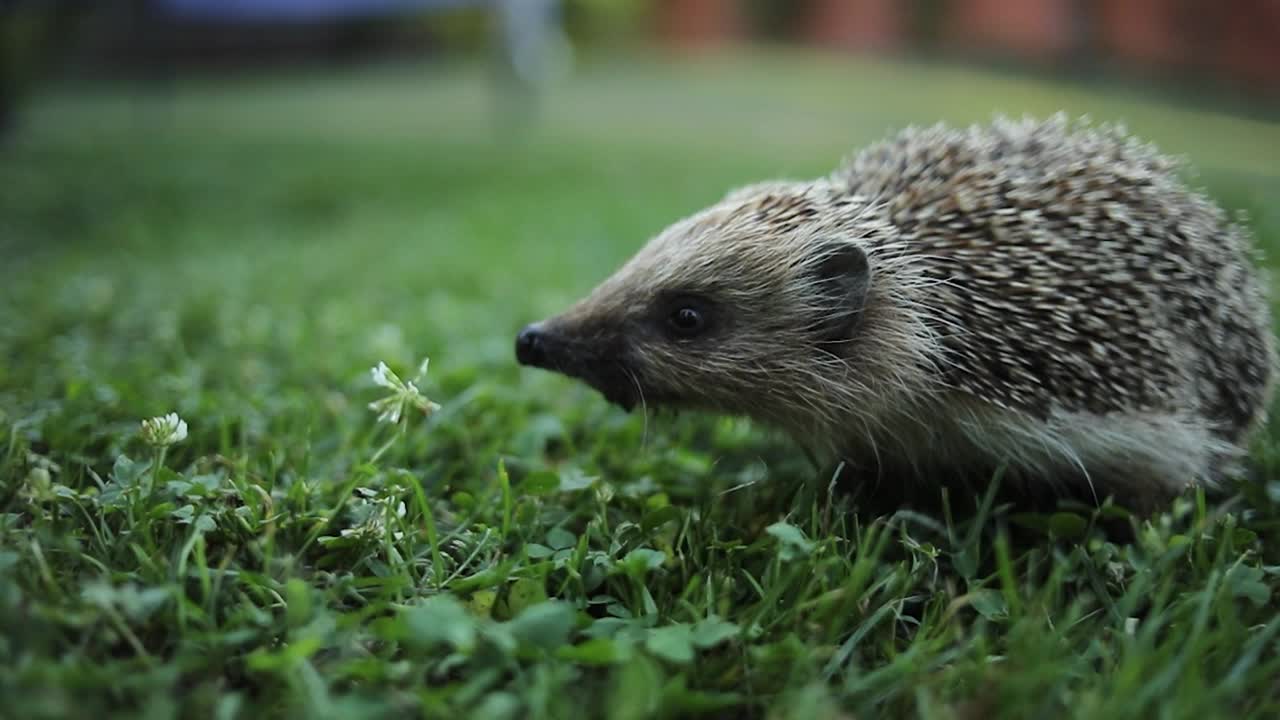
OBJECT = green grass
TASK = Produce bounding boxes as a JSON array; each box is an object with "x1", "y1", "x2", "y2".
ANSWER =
[{"x1": 3, "y1": 50, "x2": 1280, "y2": 719}]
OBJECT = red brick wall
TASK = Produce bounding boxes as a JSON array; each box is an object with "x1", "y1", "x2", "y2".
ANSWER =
[
  {"x1": 803, "y1": 0, "x2": 903, "y2": 52},
  {"x1": 1215, "y1": 0, "x2": 1280, "y2": 94},
  {"x1": 655, "y1": 0, "x2": 740, "y2": 49},
  {"x1": 1095, "y1": 0, "x2": 1185, "y2": 66},
  {"x1": 945, "y1": 0, "x2": 1075, "y2": 58},
  {"x1": 649, "y1": 0, "x2": 1280, "y2": 95}
]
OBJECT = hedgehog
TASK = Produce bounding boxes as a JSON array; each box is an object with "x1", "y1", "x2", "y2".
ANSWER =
[{"x1": 514, "y1": 115, "x2": 1277, "y2": 511}]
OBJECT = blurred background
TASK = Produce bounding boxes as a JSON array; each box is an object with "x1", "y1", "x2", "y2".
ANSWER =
[
  {"x1": 3, "y1": 1, "x2": 1280, "y2": 437},
  {"x1": 5, "y1": 0, "x2": 1280, "y2": 132}
]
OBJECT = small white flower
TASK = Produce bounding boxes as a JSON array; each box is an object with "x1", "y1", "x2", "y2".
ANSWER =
[
  {"x1": 370, "y1": 362, "x2": 396, "y2": 390},
  {"x1": 337, "y1": 496, "x2": 408, "y2": 541},
  {"x1": 367, "y1": 359, "x2": 441, "y2": 425},
  {"x1": 20, "y1": 466, "x2": 53, "y2": 503},
  {"x1": 26, "y1": 452, "x2": 62, "y2": 475},
  {"x1": 141, "y1": 412, "x2": 188, "y2": 447}
]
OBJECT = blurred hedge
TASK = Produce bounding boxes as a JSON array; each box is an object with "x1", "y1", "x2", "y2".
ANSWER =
[{"x1": 424, "y1": 0, "x2": 651, "y2": 52}]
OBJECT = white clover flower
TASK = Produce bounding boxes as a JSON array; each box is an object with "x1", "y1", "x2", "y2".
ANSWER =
[
  {"x1": 141, "y1": 412, "x2": 188, "y2": 447},
  {"x1": 20, "y1": 466, "x2": 53, "y2": 503},
  {"x1": 337, "y1": 496, "x2": 408, "y2": 541},
  {"x1": 370, "y1": 362, "x2": 397, "y2": 391},
  {"x1": 368, "y1": 359, "x2": 441, "y2": 425}
]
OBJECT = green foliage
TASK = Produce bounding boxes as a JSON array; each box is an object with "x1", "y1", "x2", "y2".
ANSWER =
[
  {"x1": 562, "y1": 0, "x2": 652, "y2": 46},
  {"x1": 1, "y1": 6, "x2": 53, "y2": 88},
  {"x1": 418, "y1": 7, "x2": 493, "y2": 52},
  {"x1": 2, "y1": 53, "x2": 1280, "y2": 719}
]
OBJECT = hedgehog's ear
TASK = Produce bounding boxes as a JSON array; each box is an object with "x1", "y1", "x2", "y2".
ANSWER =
[{"x1": 811, "y1": 242, "x2": 870, "y2": 342}]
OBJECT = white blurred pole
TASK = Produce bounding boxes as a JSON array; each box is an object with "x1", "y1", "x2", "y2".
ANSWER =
[{"x1": 495, "y1": 0, "x2": 571, "y2": 89}]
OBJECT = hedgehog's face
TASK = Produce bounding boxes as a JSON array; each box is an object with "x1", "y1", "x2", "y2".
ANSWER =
[{"x1": 516, "y1": 184, "x2": 874, "y2": 425}]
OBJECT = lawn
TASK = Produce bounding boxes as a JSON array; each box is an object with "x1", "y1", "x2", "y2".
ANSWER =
[{"x1": 3, "y1": 50, "x2": 1280, "y2": 719}]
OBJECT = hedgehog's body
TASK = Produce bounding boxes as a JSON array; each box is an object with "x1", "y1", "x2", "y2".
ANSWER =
[{"x1": 516, "y1": 116, "x2": 1276, "y2": 509}]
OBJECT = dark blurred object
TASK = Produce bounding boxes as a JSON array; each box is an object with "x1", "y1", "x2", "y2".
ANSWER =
[
  {"x1": 0, "y1": 0, "x2": 569, "y2": 136},
  {"x1": 160, "y1": 0, "x2": 469, "y2": 21},
  {"x1": 142, "y1": 0, "x2": 566, "y2": 73},
  {"x1": 0, "y1": 0, "x2": 86, "y2": 137}
]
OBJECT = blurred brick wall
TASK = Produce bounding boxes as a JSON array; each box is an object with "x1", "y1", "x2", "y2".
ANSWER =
[
  {"x1": 1215, "y1": 0, "x2": 1280, "y2": 96},
  {"x1": 945, "y1": 0, "x2": 1076, "y2": 58},
  {"x1": 655, "y1": 0, "x2": 739, "y2": 48},
  {"x1": 1091, "y1": 0, "x2": 1280, "y2": 96},
  {"x1": 655, "y1": 0, "x2": 1280, "y2": 97},
  {"x1": 1095, "y1": 0, "x2": 1184, "y2": 66},
  {"x1": 803, "y1": 0, "x2": 901, "y2": 51}
]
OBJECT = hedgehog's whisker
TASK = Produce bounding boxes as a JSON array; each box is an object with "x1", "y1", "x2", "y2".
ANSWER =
[{"x1": 622, "y1": 364, "x2": 649, "y2": 451}]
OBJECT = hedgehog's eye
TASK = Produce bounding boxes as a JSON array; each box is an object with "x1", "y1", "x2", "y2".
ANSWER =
[
  {"x1": 667, "y1": 306, "x2": 705, "y2": 337},
  {"x1": 658, "y1": 294, "x2": 714, "y2": 339}
]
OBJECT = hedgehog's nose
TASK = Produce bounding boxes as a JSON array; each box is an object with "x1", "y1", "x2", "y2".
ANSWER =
[{"x1": 516, "y1": 324, "x2": 548, "y2": 368}]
